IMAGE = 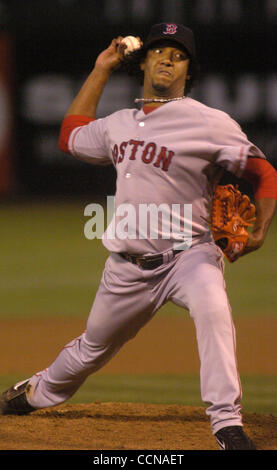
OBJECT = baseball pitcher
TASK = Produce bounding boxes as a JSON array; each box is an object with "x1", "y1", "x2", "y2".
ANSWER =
[{"x1": 1, "y1": 23, "x2": 277, "y2": 450}]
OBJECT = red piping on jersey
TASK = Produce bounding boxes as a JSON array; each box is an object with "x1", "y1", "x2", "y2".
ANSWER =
[
  {"x1": 58, "y1": 115, "x2": 95, "y2": 153},
  {"x1": 233, "y1": 145, "x2": 244, "y2": 176},
  {"x1": 242, "y1": 157, "x2": 277, "y2": 200},
  {"x1": 70, "y1": 126, "x2": 84, "y2": 156}
]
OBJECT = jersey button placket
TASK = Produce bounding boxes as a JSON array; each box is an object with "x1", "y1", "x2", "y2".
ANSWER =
[
  {"x1": 125, "y1": 120, "x2": 146, "y2": 178},
  {"x1": 135, "y1": 121, "x2": 145, "y2": 139}
]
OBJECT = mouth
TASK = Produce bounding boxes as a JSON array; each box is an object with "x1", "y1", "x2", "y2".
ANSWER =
[{"x1": 156, "y1": 68, "x2": 172, "y2": 78}]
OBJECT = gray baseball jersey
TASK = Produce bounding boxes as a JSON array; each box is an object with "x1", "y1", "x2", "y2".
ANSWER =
[{"x1": 68, "y1": 97, "x2": 265, "y2": 254}]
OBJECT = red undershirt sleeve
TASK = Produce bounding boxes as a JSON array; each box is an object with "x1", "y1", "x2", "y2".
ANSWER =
[
  {"x1": 58, "y1": 115, "x2": 95, "y2": 153},
  {"x1": 242, "y1": 157, "x2": 277, "y2": 200}
]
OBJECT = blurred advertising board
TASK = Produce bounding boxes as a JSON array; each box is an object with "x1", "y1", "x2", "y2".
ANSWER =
[{"x1": 0, "y1": 32, "x2": 15, "y2": 194}]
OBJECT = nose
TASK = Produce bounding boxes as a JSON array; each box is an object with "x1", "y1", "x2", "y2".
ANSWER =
[
  {"x1": 160, "y1": 59, "x2": 172, "y2": 67},
  {"x1": 159, "y1": 50, "x2": 174, "y2": 66},
  {"x1": 160, "y1": 54, "x2": 173, "y2": 66}
]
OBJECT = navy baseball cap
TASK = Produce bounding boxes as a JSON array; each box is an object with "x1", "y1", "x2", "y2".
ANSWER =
[{"x1": 144, "y1": 23, "x2": 197, "y2": 60}]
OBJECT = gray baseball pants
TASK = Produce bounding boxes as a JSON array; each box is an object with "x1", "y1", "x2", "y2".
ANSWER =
[{"x1": 27, "y1": 241, "x2": 242, "y2": 434}]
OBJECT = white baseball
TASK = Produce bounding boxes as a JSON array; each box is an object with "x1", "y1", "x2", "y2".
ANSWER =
[{"x1": 121, "y1": 36, "x2": 141, "y2": 56}]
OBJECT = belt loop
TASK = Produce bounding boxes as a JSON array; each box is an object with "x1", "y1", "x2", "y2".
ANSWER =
[
  {"x1": 162, "y1": 249, "x2": 175, "y2": 264},
  {"x1": 169, "y1": 249, "x2": 175, "y2": 262}
]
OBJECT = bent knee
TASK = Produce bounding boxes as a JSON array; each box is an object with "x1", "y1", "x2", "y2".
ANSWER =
[{"x1": 188, "y1": 283, "x2": 231, "y2": 325}]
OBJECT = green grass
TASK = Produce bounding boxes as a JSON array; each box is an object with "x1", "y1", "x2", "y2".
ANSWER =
[
  {"x1": 67, "y1": 374, "x2": 277, "y2": 415},
  {"x1": 0, "y1": 373, "x2": 276, "y2": 416},
  {"x1": 224, "y1": 234, "x2": 277, "y2": 316},
  {"x1": 0, "y1": 199, "x2": 276, "y2": 318},
  {"x1": 0, "y1": 200, "x2": 107, "y2": 317}
]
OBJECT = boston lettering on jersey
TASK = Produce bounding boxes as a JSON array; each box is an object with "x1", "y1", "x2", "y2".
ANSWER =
[{"x1": 111, "y1": 140, "x2": 175, "y2": 171}]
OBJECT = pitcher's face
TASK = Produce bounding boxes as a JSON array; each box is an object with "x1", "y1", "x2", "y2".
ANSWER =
[{"x1": 141, "y1": 44, "x2": 190, "y2": 98}]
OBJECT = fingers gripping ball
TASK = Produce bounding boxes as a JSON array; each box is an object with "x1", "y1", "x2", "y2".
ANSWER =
[
  {"x1": 210, "y1": 184, "x2": 256, "y2": 262},
  {"x1": 121, "y1": 36, "x2": 142, "y2": 56}
]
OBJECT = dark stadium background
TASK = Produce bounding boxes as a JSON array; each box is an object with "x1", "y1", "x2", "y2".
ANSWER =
[{"x1": 0, "y1": 0, "x2": 276, "y2": 199}]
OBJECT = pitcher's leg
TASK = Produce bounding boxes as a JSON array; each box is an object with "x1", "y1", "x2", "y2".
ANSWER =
[
  {"x1": 190, "y1": 280, "x2": 242, "y2": 434},
  {"x1": 27, "y1": 255, "x2": 155, "y2": 409},
  {"x1": 168, "y1": 244, "x2": 242, "y2": 434}
]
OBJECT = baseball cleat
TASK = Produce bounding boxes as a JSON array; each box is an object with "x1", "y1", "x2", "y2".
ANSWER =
[
  {"x1": 215, "y1": 426, "x2": 256, "y2": 450},
  {"x1": 0, "y1": 379, "x2": 36, "y2": 415}
]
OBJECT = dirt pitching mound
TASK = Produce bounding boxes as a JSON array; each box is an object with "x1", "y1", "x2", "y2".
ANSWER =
[{"x1": 1, "y1": 402, "x2": 276, "y2": 450}]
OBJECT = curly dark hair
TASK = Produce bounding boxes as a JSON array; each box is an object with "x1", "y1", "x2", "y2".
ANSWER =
[{"x1": 120, "y1": 44, "x2": 200, "y2": 96}]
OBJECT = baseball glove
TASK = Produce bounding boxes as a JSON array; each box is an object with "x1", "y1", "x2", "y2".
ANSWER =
[{"x1": 210, "y1": 184, "x2": 256, "y2": 262}]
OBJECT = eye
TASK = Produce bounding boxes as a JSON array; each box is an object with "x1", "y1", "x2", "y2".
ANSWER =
[
  {"x1": 154, "y1": 48, "x2": 163, "y2": 54},
  {"x1": 174, "y1": 52, "x2": 187, "y2": 61}
]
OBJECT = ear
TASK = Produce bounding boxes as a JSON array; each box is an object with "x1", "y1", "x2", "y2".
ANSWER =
[
  {"x1": 140, "y1": 59, "x2": 145, "y2": 72},
  {"x1": 185, "y1": 59, "x2": 191, "y2": 80}
]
